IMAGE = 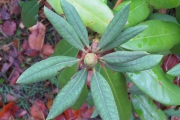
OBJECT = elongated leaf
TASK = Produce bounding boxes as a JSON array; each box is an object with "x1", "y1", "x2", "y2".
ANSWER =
[
  {"x1": 176, "y1": 5, "x2": 180, "y2": 24},
  {"x1": 104, "y1": 55, "x2": 163, "y2": 72},
  {"x1": 164, "y1": 108, "x2": 180, "y2": 117},
  {"x1": 100, "y1": 67, "x2": 131, "y2": 120},
  {"x1": 51, "y1": 40, "x2": 86, "y2": 109},
  {"x1": 115, "y1": 0, "x2": 151, "y2": 27},
  {"x1": 146, "y1": 0, "x2": 180, "y2": 9},
  {"x1": 47, "y1": 0, "x2": 113, "y2": 34},
  {"x1": 132, "y1": 94, "x2": 166, "y2": 120},
  {"x1": 167, "y1": 63, "x2": 180, "y2": 76},
  {"x1": 121, "y1": 20, "x2": 180, "y2": 52},
  {"x1": 97, "y1": 2, "x2": 130, "y2": 50},
  {"x1": 101, "y1": 25, "x2": 147, "y2": 52},
  {"x1": 91, "y1": 71, "x2": 119, "y2": 120},
  {"x1": 61, "y1": 0, "x2": 89, "y2": 47},
  {"x1": 21, "y1": 0, "x2": 39, "y2": 28},
  {"x1": 128, "y1": 65, "x2": 180, "y2": 105},
  {"x1": 46, "y1": 69, "x2": 88, "y2": 120},
  {"x1": 101, "y1": 51, "x2": 148, "y2": 63},
  {"x1": 148, "y1": 13, "x2": 180, "y2": 25},
  {"x1": 44, "y1": 7, "x2": 85, "y2": 51},
  {"x1": 17, "y1": 56, "x2": 78, "y2": 84}
]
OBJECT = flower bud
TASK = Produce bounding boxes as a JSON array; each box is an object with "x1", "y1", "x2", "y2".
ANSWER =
[{"x1": 84, "y1": 53, "x2": 97, "y2": 68}]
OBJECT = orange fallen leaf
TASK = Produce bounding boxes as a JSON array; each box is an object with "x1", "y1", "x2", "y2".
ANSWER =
[
  {"x1": 28, "y1": 22, "x2": 46, "y2": 51},
  {"x1": 0, "y1": 102, "x2": 19, "y2": 119},
  {"x1": 46, "y1": 98, "x2": 53, "y2": 110}
]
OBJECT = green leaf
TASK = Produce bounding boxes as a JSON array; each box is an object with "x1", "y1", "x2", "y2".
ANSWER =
[
  {"x1": 128, "y1": 65, "x2": 180, "y2": 105},
  {"x1": 16, "y1": 56, "x2": 78, "y2": 84},
  {"x1": 51, "y1": 40, "x2": 79, "y2": 57},
  {"x1": 146, "y1": 0, "x2": 180, "y2": 9},
  {"x1": 176, "y1": 5, "x2": 180, "y2": 24},
  {"x1": 148, "y1": 13, "x2": 180, "y2": 25},
  {"x1": 132, "y1": 94, "x2": 166, "y2": 120},
  {"x1": 71, "y1": 85, "x2": 88, "y2": 110},
  {"x1": 104, "y1": 54, "x2": 163, "y2": 72},
  {"x1": 52, "y1": 40, "x2": 87, "y2": 110},
  {"x1": 164, "y1": 108, "x2": 180, "y2": 117},
  {"x1": 121, "y1": 20, "x2": 180, "y2": 52},
  {"x1": 97, "y1": 2, "x2": 130, "y2": 50},
  {"x1": 21, "y1": 0, "x2": 39, "y2": 28},
  {"x1": 100, "y1": 67, "x2": 131, "y2": 120},
  {"x1": 61, "y1": 0, "x2": 89, "y2": 48},
  {"x1": 101, "y1": 51, "x2": 148, "y2": 64},
  {"x1": 46, "y1": 69, "x2": 88, "y2": 120},
  {"x1": 167, "y1": 63, "x2": 180, "y2": 76},
  {"x1": 91, "y1": 70, "x2": 119, "y2": 120},
  {"x1": 47, "y1": 0, "x2": 113, "y2": 34},
  {"x1": 44, "y1": 7, "x2": 85, "y2": 52},
  {"x1": 101, "y1": 25, "x2": 147, "y2": 52},
  {"x1": 114, "y1": 0, "x2": 151, "y2": 27}
]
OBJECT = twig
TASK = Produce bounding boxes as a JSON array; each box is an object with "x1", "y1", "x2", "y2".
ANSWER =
[{"x1": 113, "y1": 0, "x2": 123, "y2": 10}]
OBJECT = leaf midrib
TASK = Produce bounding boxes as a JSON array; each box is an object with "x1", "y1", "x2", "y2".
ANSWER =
[
  {"x1": 99, "y1": 8, "x2": 128, "y2": 49},
  {"x1": 147, "y1": 70, "x2": 180, "y2": 99},
  {"x1": 103, "y1": 67, "x2": 125, "y2": 120},
  {"x1": 130, "y1": 32, "x2": 180, "y2": 41},
  {"x1": 134, "y1": 95, "x2": 157, "y2": 119},
  {"x1": 72, "y1": 0, "x2": 110, "y2": 25},
  {"x1": 56, "y1": 16, "x2": 83, "y2": 50},
  {"x1": 67, "y1": 3, "x2": 87, "y2": 43},
  {"x1": 58, "y1": 69, "x2": 86, "y2": 104},
  {"x1": 22, "y1": 59, "x2": 78, "y2": 79},
  {"x1": 94, "y1": 72, "x2": 112, "y2": 119},
  {"x1": 24, "y1": 2, "x2": 38, "y2": 21}
]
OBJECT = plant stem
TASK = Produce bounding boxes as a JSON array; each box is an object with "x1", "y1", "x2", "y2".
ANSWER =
[{"x1": 113, "y1": 0, "x2": 123, "y2": 9}]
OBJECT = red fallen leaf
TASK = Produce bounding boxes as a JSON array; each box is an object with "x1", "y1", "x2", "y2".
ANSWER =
[
  {"x1": 10, "y1": 0, "x2": 21, "y2": 15},
  {"x1": 41, "y1": 44, "x2": 54, "y2": 58},
  {"x1": 78, "y1": 104, "x2": 94, "y2": 118},
  {"x1": 0, "y1": 102, "x2": 19, "y2": 119},
  {"x1": 64, "y1": 108, "x2": 77, "y2": 120},
  {"x1": 6, "y1": 94, "x2": 17, "y2": 102},
  {"x1": 9, "y1": 69, "x2": 21, "y2": 85},
  {"x1": 1, "y1": 20, "x2": 16, "y2": 36},
  {"x1": 30, "y1": 99, "x2": 47, "y2": 120},
  {"x1": 0, "y1": 6, "x2": 10, "y2": 20},
  {"x1": 161, "y1": 54, "x2": 179, "y2": 72},
  {"x1": 28, "y1": 22, "x2": 46, "y2": 51},
  {"x1": 54, "y1": 114, "x2": 66, "y2": 120}
]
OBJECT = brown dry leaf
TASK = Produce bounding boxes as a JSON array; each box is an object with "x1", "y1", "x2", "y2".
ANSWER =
[
  {"x1": 1, "y1": 20, "x2": 16, "y2": 36},
  {"x1": 28, "y1": 22, "x2": 46, "y2": 51},
  {"x1": 30, "y1": 99, "x2": 47, "y2": 120},
  {"x1": 41, "y1": 44, "x2": 54, "y2": 58},
  {"x1": 10, "y1": 0, "x2": 21, "y2": 15}
]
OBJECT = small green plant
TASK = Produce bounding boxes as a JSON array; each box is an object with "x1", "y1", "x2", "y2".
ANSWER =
[{"x1": 17, "y1": 0, "x2": 163, "y2": 119}]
